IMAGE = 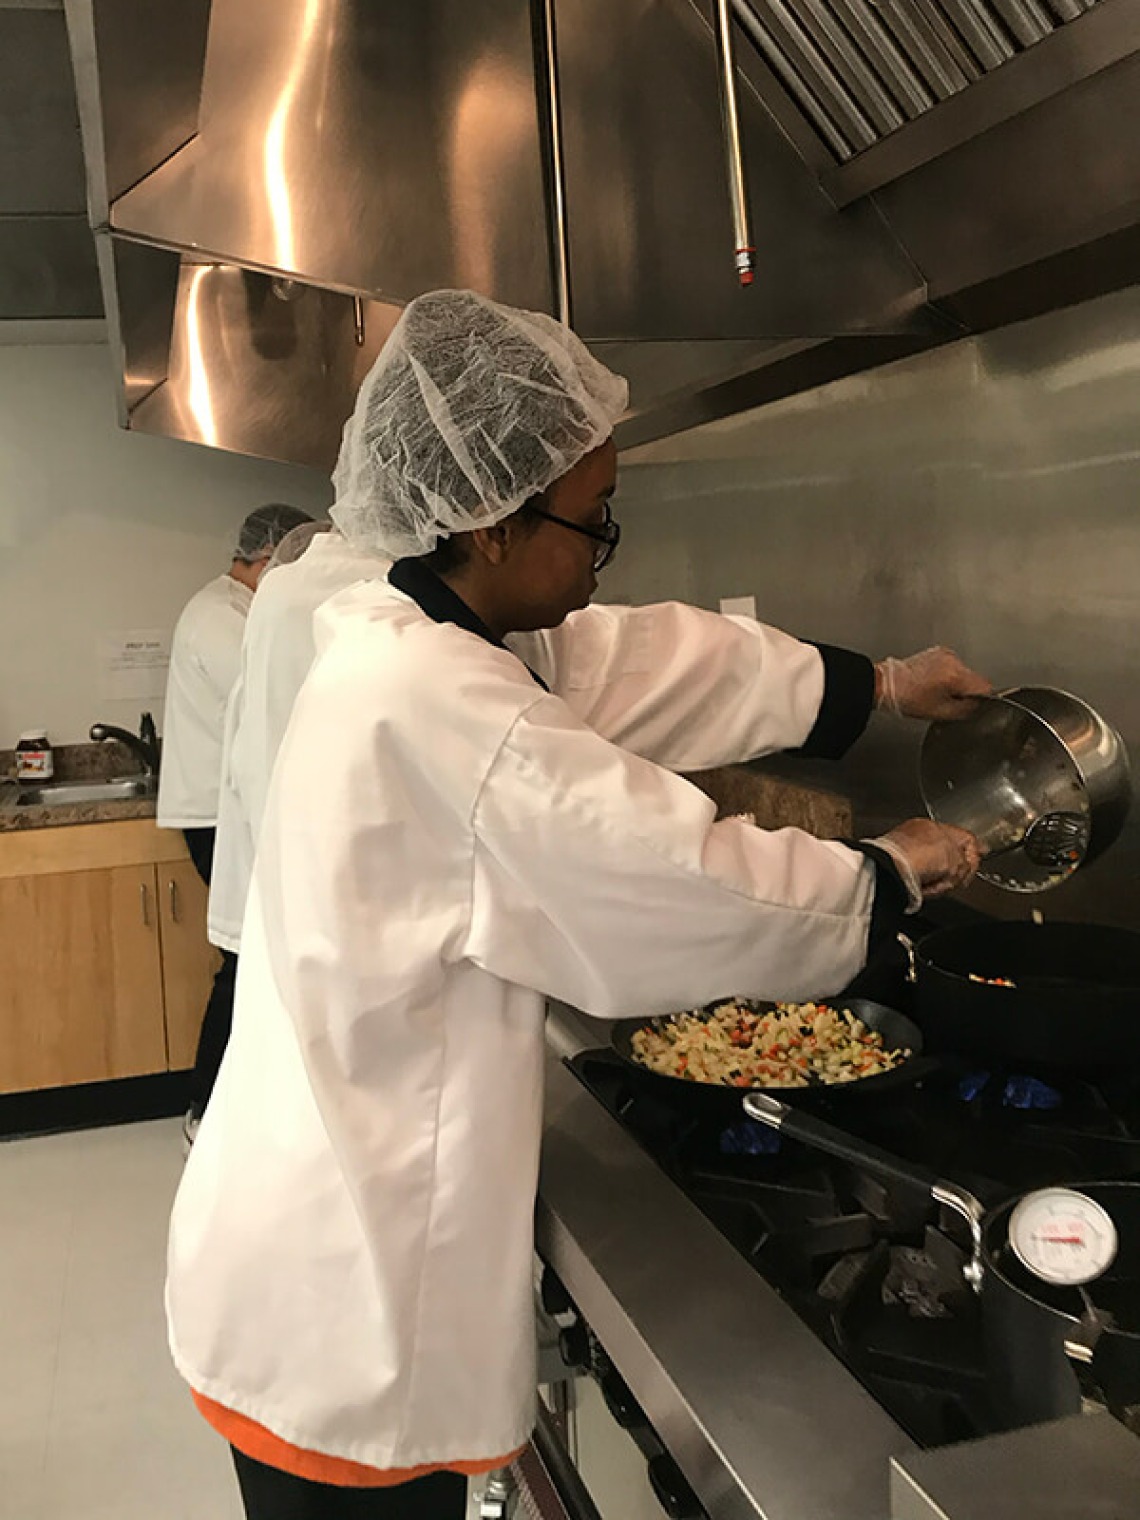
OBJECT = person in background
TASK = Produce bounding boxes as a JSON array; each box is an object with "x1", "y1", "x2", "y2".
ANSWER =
[
  {"x1": 157, "y1": 503, "x2": 314, "y2": 1146},
  {"x1": 167, "y1": 292, "x2": 986, "y2": 1520},
  {"x1": 206, "y1": 519, "x2": 390, "y2": 969}
]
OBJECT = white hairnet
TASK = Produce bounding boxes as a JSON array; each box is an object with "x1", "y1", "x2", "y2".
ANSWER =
[
  {"x1": 264, "y1": 520, "x2": 333, "y2": 573},
  {"x1": 235, "y1": 504, "x2": 315, "y2": 562},
  {"x1": 329, "y1": 289, "x2": 628, "y2": 558}
]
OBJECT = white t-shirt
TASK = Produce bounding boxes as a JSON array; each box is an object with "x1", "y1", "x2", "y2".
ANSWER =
[{"x1": 157, "y1": 574, "x2": 252, "y2": 828}]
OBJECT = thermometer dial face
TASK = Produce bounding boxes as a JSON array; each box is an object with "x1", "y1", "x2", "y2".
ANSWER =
[{"x1": 1009, "y1": 1188, "x2": 1118, "y2": 1287}]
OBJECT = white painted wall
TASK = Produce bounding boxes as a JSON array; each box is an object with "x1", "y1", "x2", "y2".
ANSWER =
[{"x1": 0, "y1": 342, "x2": 332, "y2": 744}]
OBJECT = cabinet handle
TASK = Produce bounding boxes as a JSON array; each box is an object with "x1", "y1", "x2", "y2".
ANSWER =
[
  {"x1": 168, "y1": 877, "x2": 179, "y2": 923},
  {"x1": 139, "y1": 881, "x2": 149, "y2": 926}
]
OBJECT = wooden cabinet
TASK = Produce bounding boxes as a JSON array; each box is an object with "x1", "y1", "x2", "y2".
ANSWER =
[
  {"x1": 156, "y1": 857, "x2": 219, "y2": 1070},
  {"x1": 0, "y1": 820, "x2": 216, "y2": 1095}
]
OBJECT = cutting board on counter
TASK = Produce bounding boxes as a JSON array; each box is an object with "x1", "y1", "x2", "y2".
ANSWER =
[{"x1": 683, "y1": 765, "x2": 853, "y2": 839}]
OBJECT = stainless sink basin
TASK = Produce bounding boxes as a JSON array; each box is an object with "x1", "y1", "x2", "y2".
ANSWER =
[{"x1": 16, "y1": 776, "x2": 156, "y2": 807}]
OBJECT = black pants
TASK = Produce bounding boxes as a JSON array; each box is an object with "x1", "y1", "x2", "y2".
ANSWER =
[
  {"x1": 183, "y1": 827, "x2": 238, "y2": 1116},
  {"x1": 231, "y1": 1448, "x2": 467, "y2": 1519}
]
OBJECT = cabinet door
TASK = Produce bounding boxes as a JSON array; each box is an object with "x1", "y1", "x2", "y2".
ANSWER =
[
  {"x1": 156, "y1": 858, "x2": 220, "y2": 1070},
  {"x1": 0, "y1": 865, "x2": 167, "y2": 1094}
]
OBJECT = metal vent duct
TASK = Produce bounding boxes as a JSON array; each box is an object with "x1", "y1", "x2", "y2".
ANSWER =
[
  {"x1": 732, "y1": 0, "x2": 1102, "y2": 160},
  {"x1": 65, "y1": 0, "x2": 1140, "y2": 464}
]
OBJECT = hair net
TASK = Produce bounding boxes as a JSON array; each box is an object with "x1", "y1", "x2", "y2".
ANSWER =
[
  {"x1": 329, "y1": 289, "x2": 628, "y2": 558},
  {"x1": 235, "y1": 504, "x2": 315, "y2": 563},
  {"x1": 264, "y1": 520, "x2": 333, "y2": 573}
]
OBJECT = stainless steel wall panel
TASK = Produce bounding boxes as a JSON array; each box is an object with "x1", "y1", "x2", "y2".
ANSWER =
[
  {"x1": 610, "y1": 283, "x2": 1140, "y2": 932},
  {"x1": 612, "y1": 333, "x2": 938, "y2": 448},
  {"x1": 110, "y1": 0, "x2": 553, "y2": 312}
]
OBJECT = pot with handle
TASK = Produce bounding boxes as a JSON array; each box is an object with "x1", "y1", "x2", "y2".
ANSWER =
[
  {"x1": 920, "y1": 686, "x2": 1131, "y2": 893},
  {"x1": 899, "y1": 920, "x2": 1140, "y2": 1077},
  {"x1": 742, "y1": 1091, "x2": 1140, "y2": 1430}
]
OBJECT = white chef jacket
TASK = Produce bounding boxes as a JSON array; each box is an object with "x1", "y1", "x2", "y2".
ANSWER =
[
  {"x1": 157, "y1": 574, "x2": 253, "y2": 828},
  {"x1": 167, "y1": 573, "x2": 882, "y2": 1474},
  {"x1": 208, "y1": 535, "x2": 391, "y2": 952}
]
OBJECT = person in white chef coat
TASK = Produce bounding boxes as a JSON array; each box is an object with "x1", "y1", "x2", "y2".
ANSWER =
[
  {"x1": 165, "y1": 291, "x2": 987, "y2": 1520},
  {"x1": 157, "y1": 503, "x2": 314, "y2": 1139},
  {"x1": 206, "y1": 520, "x2": 391, "y2": 963}
]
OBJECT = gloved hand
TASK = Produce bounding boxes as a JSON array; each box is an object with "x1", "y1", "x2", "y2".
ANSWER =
[
  {"x1": 876, "y1": 647, "x2": 992, "y2": 721},
  {"x1": 869, "y1": 818, "x2": 981, "y2": 910}
]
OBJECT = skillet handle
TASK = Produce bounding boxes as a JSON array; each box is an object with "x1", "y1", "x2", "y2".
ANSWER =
[
  {"x1": 897, "y1": 932, "x2": 918, "y2": 984},
  {"x1": 743, "y1": 1092, "x2": 940, "y2": 1199}
]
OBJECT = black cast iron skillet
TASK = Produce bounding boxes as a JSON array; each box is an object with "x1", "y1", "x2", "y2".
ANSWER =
[
  {"x1": 902, "y1": 921, "x2": 1140, "y2": 1077},
  {"x1": 609, "y1": 998, "x2": 927, "y2": 1114}
]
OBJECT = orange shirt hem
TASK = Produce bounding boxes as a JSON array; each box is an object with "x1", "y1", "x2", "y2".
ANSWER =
[{"x1": 192, "y1": 1388, "x2": 525, "y2": 1489}]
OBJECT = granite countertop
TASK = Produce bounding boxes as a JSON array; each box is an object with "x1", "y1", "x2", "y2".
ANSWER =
[
  {"x1": 0, "y1": 741, "x2": 158, "y2": 834},
  {"x1": 0, "y1": 791, "x2": 157, "y2": 832}
]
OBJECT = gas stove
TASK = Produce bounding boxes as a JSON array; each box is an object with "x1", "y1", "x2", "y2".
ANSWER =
[{"x1": 567, "y1": 1028, "x2": 1140, "y2": 1451}]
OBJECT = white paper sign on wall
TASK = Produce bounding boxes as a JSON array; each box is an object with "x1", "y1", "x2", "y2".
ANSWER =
[
  {"x1": 100, "y1": 629, "x2": 171, "y2": 700},
  {"x1": 719, "y1": 595, "x2": 757, "y2": 620}
]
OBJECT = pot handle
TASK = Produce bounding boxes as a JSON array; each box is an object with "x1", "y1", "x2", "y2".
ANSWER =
[
  {"x1": 744, "y1": 1091, "x2": 939, "y2": 1197},
  {"x1": 1063, "y1": 1298, "x2": 1127, "y2": 1417},
  {"x1": 743, "y1": 1094, "x2": 985, "y2": 1289},
  {"x1": 897, "y1": 931, "x2": 918, "y2": 984}
]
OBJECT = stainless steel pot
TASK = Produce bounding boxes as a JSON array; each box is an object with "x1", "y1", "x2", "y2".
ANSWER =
[{"x1": 920, "y1": 686, "x2": 1131, "y2": 892}]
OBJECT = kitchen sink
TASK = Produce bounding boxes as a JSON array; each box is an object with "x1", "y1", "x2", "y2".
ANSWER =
[{"x1": 16, "y1": 777, "x2": 157, "y2": 806}]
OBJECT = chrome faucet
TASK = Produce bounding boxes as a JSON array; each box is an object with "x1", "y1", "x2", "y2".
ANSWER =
[{"x1": 89, "y1": 711, "x2": 161, "y2": 776}]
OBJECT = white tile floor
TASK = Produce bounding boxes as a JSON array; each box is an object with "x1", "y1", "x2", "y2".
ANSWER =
[{"x1": 0, "y1": 1118, "x2": 244, "y2": 1520}]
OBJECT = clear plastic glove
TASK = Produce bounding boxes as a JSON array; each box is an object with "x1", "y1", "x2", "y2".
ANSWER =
[
  {"x1": 869, "y1": 818, "x2": 982, "y2": 910},
  {"x1": 876, "y1": 647, "x2": 993, "y2": 721}
]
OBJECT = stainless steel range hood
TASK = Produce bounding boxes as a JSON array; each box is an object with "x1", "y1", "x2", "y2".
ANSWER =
[{"x1": 64, "y1": 0, "x2": 1140, "y2": 466}]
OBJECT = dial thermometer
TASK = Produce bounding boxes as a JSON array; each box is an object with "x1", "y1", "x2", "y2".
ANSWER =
[{"x1": 1009, "y1": 1188, "x2": 1118, "y2": 1286}]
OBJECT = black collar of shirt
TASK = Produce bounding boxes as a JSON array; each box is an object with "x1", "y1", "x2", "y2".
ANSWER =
[{"x1": 388, "y1": 557, "x2": 549, "y2": 691}]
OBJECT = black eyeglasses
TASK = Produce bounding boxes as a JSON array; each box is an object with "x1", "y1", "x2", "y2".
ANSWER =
[{"x1": 528, "y1": 500, "x2": 621, "y2": 571}]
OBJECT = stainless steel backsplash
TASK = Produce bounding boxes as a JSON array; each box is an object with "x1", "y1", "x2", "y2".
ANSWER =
[{"x1": 608, "y1": 283, "x2": 1140, "y2": 929}]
